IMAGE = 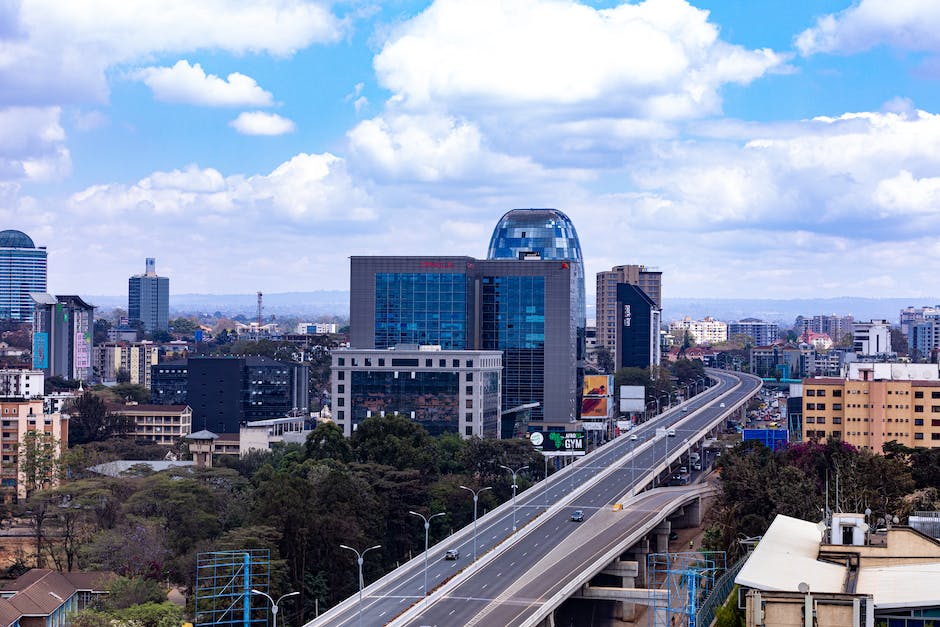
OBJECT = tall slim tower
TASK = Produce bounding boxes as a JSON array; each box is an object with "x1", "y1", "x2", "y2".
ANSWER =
[
  {"x1": 0, "y1": 230, "x2": 47, "y2": 322},
  {"x1": 596, "y1": 264, "x2": 662, "y2": 356},
  {"x1": 129, "y1": 258, "x2": 170, "y2": 333}
]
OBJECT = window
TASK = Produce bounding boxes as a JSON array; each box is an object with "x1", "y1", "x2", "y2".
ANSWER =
[
  {"x1": 817, "y1": 417, "x2": 826, "y2": 424},
  {"x1": 337, "y1": 385, "x2": 344, "y2": 394},
  {"x1": 364, "y1": 358, "x2": 372, "y2": 366},
  {"x1": 806, "y1": 390, "x2": 816, "y2": 396},
  {"x1": 833, "y1": 418, "x2": 842, "y2": 424},
  {"x1": 466, "y1": 372, "x2": 473, "y2": 382},
  {"x1": 817, "y1": 390, "x2": 826, "y2": 397},
  {"x1": 916, "y1": 391, "x2": 924, "y2": 398},
  {"x1": 915, "y1": 433, "x2": 925, "y2": 440},
  {"x1": 378, "y1": 358, "x2": 385, "y2": 367},
  {"x1": 833, "y1": 390, "x2": 842, "y2": 397},
  {"x1": 338, "y1": 371, "x2": 344, "y2": 380},
  {"x1": 426, "y1": 359, "x2": 433, "y2": 367},
  {"x1": 833, "y1": 404, "x2": 842, "y2": 410},
  {"x1": 933, "y1": 433, "x2": 940, "y2": 441},
  {"x1": 439, "y1": 359, "x2": 446, "y2": 367},
  {"x1": 466, "y1": 359, "x2": 473, "y2": 367},
  {"x1": 806, "y1": 403, "x2": 816, "y2": 410},
  {"x1": 817, "y1": 403, "x2": 826, "y2": 410},
  {"x1": 465, "y1": 426, "x2": 473, "y2": 436},
  {"x1": 466, "y1": 386, "x2": 473, "y2": 395},
  {"x1": 916, "y1": 405, "x2": 924, "y2": 413},
  {"x1": 337, "y1": 398, "x2": 345, "y2": 407},
  {"x1": 465, "y1": 399, "x2": 473, "y2": 408},
  {"x1": 453, "y1": 359, "x2": 459, "y2": 368},
  {"x1": 933, "y1": 406, "x2": 940, "y2": 413},
  {"x1": 933, "y1": 391, "x2": 940, "y2": 399},
  {"x1": 338, "y1": 358, "x2": 345, "y2": 366},
  {"x1": 806, "y1": 417, "x2": 815, "y2": 423},
  {"x1": 338, "y1": 410, "x2": 344, "y2": 419},
  {"x1": 933, "y1": 419, "x2": 940, "y2": 427}
]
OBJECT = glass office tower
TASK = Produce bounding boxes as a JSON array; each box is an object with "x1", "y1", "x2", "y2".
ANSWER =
[{"x1": 0, "y1": 230, "x2": 47, "y2": 322}]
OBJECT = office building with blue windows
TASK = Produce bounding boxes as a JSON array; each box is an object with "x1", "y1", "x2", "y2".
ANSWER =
[
  {"x1": 348, "y1": 209, "x2": 586, "y2": 437},
  {"x1": 129, "y1": 257, "x2": 169, "y2": 333},
  {"x1": 0, "y1": 230, "x2": 47, "y2": 322}
]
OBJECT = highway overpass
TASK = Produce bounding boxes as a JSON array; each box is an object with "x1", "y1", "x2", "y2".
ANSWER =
[{"x1": 306, "y1": 369, "x2": 762, "y2": 627}]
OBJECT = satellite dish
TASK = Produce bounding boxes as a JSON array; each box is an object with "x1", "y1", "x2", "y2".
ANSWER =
[
  {"x1": 860, "y1": 523, "x2": 869, "y2": 532},
  {"x1": 798, "y1": 582, "x2": 810, "y2": 594},
  {"x1": 893, "y1": 516, "x2": 900, "y2": 524},
  {"x1": 816, "y1": 520, "x2": 827, "y2": 532}
]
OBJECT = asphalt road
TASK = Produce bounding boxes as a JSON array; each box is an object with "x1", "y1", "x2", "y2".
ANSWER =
[{"x1": 307, "y1": 369, "x2": 761, "y2": 627}]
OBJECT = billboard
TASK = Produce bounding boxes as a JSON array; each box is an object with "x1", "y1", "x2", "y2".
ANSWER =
[
  {"x1": 743, "y1": 429, "x2": 789, "y2": 451},
  {"x1": 529, "y1": 431, "x2": 586, "y2": 456},
  {"x1": 583, "y1": 375, "x2": 612, "y2": 397},
  {"x1": 581, "y1": 396, "x2": 610, "y2": 418},
  {"x1": 32, "y1": 332, "x2": 48, "y2": 369},
  {"x1": 581, "y1": 421, "x2": 606, "y2": 431},
  {"x1": 619, "y1": 385, "x2": 645, "y2": 413},
  {"x1": 74, "y1": 331, "x2": 91, "y2": 369}
]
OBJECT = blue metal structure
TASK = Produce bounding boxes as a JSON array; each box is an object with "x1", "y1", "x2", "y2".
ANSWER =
[
  {"x1": 194, "y1": 550, "x2": 271, "y2": 627},
  {"x1": 743, "y1": 428, "x2": 789, "y2": 451},
  {"x1": 648, "y1": 551, "x2": 725, "y2": 627}
]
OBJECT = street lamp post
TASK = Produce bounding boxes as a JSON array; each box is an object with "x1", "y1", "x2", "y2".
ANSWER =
[
  {"x1": 543, "y1": 455, "x2": 550, "y2": 510},
  {"x1": 499, "y1": 464, "x2": 529, "y2": 532},
  {"x1": 250, "y1": 590, "x2": 299, "y2": 627},
  {"x1": 339, "y1": 543, "x2": 381, "y2": 627},
  {"x1": 459, "y1": 485, "x2": 492, "y2": 561},
  {"x1": 409, "y1": 510, "x2": 445, "y2": 599}
]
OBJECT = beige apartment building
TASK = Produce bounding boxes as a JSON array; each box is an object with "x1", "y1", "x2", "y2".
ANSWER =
[
  {"x1": 667, "y1": 316, "x2": 728, "y2": 345},
  {"x1": 109, "y1": 403, "x2": 192, "y2": 446},
  {"x1": 803, "y1": 363, "x2": 940, "y2": 452},
  {"x1": 0, "y1": 397, "x2": 67, "y2": 502},
  {"x1": 595, "y1": 265, "x2": 662, "y2": 355},
  {"x1": 93, "y1": 342, "x2": 159, "y2": 388}
]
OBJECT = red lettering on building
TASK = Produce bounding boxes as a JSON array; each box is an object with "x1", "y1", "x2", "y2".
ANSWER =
[{"x1": 419, "y1": 261, "x2": 455, "y2": 269}]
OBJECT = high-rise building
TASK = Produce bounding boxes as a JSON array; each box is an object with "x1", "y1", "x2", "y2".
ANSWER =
[
  {"x1": 128, "y1": 258, "x2": 169, "y2": 333},
  {"x1": 668, "y1": 316, "x2": 728, "y2": 345},
  {"x1": 30, "y1": 294, "x2": 94, "y2": 382},
  {"x1": 795, "y1": 314, "x2": 855, "y2": 343},
  {"x1": 0, "y1": 396, "x2": 67, "y2": 501},
  {"x1": 853, "y1": 319, "x2": 892, "y2": 356},
  {"x1": 596, "y1": 265, "x2": 662, "y2": 354},
  {"x1": 728, "y1": 318, "x2": 779, "y2": 346},
  {"x1": 615, "y1": 284, "x2": 661, "y2": 370},
  {"x1": 150, "y1": 355, "x2": 309, "y2": 433},
  {"x1": 349, "y1": 208, "x2": 586, "y2": 434},
  {"x1": 0, "y1": 230, "x2": 47, "y2": 322},
  {"x1": 92, "y1": 342, "x2": 159, "y2": 387}
]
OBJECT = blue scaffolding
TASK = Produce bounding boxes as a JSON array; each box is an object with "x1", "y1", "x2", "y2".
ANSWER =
[
  {"x1": 648, "y1": 551, "x2": 725, "y2": 627},
  {"x1": 195, "y1": 550, "x2": 271, "y2": 627}
]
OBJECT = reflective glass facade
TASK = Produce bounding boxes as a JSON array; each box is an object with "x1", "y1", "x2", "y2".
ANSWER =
[
  {"x1": 0, "y1": 231, "x2": 46, "y2": 321},
  {"x1": 351, "y1": 370, "x2": 460, "y2": 436},
  {"x1": 487, "y1": 209, "x2": 583, "y2": 262},
  {"x1": 481, "y1": 276, "x2": 546, "y2": 422},
  {"x1": 374, "y1": 273, "x2": 467, "y2": 349}
]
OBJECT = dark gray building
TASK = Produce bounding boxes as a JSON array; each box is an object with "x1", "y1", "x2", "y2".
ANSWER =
[
  {"x1": 615, "y1": 283, "x2": 661, "y2": 370},
  {"x1": 129, "y1": 258, "x2": 169, "y2": 333},
  {"x1": 150, "y1": 355, "x2": 309, "y2": 433},
  {"x1": 349, "y1": 212, "x2": 586, "y2": 434},
  {"x1": 30, "y1": 293, "x2": 95, "y2": 381}
]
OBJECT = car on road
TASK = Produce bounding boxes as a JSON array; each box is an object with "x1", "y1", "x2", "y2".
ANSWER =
[
  {"x1": 667, "y1": 428, "x2": 676, "y2": 437},
  {"x1": 719, "y1": 403, "x2": 725, "y2": 408},
  {"x1": 669, "y1": 531, "x2": 679, "y2": 541},
  {"x1": 629, "y1": 434, "x2": 638, "y2": 441},
  {"x1": 571, "y1": 510, "x2": 585, "y2": 522},
  {"x1": 692, "y1": 461, "x2": 702, "y2": 471},
  {"x1": 681, "y1": 407, "x2": 689, "y2": 412},
  {"x1": 679, "y1": 466, "x2": 688, "y2": 474},
  {"x1": 444, "y1": 548, "x2": 460, "y2": 560}
]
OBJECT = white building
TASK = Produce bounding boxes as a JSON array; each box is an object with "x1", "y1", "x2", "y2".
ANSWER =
[
  {"x1": 0, "y1": 369, "x2": 44, "y2": 398},
  {"x1": 853, "y1": 319, "x2": 892, "y2": 356},
  {"x1": 296, "y1": 322, "x2": 339, "y2": 334},
  {"x1": 668, "y1": 316, "x2": 728, "y2": 345},
  {"x1": 239, "y1": 416, "x2": 308, "y2": 454}
]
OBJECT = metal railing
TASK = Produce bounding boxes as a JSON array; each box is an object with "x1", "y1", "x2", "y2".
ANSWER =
[{"x1": 695, "y1": 552, "x2": 749, "y2": 627}]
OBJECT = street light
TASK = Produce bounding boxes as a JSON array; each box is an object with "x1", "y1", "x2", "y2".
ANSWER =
[
  {"x1": 409, "y1": 510, "x2": 445, "y2": 599},
  {"x1": 499, "y1": 464, "x2": 529, "y2": 532},
  {"x1": 250, "y1": 590, "x2": 299, "y2": 627},
  {"x1": 459, "y1": 485, "x2": 492, "y2": 561},
  {"x1": 339, "y1": 543, "x2": 381, "y2": 627}
]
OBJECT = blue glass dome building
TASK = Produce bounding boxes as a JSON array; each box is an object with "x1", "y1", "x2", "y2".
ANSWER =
[
  {"x1": 0, "y1": 229, "x2": 46, "y2": 321},
  {"x1": 487, "y1": 208, "x2": 583, "y2": 262}
]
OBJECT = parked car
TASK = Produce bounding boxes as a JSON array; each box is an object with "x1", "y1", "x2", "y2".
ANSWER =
[
  {"x1": 667, "y1": 428, "x2": 676, "y2": 437},
  {"x1": 692, "y1": 461, "x2": 702, "y2": 471},
  {"x1": 571, "y1": 510, "x2": 585, "y2": 522},
  {"x1": 445, "y1": 548, "x2": 460, "y2": 560}
]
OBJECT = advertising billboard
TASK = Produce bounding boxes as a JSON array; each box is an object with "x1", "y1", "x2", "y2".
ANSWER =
[
  {"x1": 529, "y1": 431, "x2": 586, "y2": 456},
  {"x1": 580, "y1": 396, "x2": 610, "y2": 418},
  {"x1": 74, "y1": 331, "x2": 91, "y2": 369},
  {"x1": 743, "y1": 429, "x2": 789, "y2": 451},
  {"x1": 619, "y1": 385, "x2": 646, "y2": 413},
  {"x1": 32, "y1": 332, "x2": 48, "y2": 369},
  {"x1": 583, "y1": 375, "x2": 612, "y2": 397}
]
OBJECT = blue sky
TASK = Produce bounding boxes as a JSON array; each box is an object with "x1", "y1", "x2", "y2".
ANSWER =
[{"x1": 5, "y1": 0, "x2": 940, "y2": 304}]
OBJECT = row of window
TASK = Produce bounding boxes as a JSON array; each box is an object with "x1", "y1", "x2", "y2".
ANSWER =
[{"x1": 338, "y1": 356, "x2": 477, "y2": 368}]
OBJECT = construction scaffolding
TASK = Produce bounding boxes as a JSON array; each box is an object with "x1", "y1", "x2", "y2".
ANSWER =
[
  {"x1": 647, "y1": 551, "x2": 726, "y2": 627},
  {"x1": 195, "y1": 550, "x2": 271, "y2": 627}
]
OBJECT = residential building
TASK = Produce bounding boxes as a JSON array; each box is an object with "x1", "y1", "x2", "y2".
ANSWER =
[
  {"x1": 92, "y1": 342, "x2": 159, "y2": 387},
  {"x1": 150, "y1": 355, "x2": 308, "y2": 433},
  {"x1": 0, "y1": 569, "x2": 113, "y2": 626},
  {"x1": 667, "y1": 316, "x2": 727, "y2": 345},
  {"x1": 240, "y1": 416, "x2": 308, "y2": 453},
  {"x1": 615, "y1": 283, "x2": 661, "y2": 370},
  {"x1": 0, "y1": 397, "x2": 67, "y2": 502},
  {"x1": 801, "y1": 330, "x2": 834, "y2": 351},
  {"x1": 737, "y1": 513, "x2": 940, "y2": 627},
  {"x1": 128, "y1": 257, "x2": 169, "y2": 333},
  {"x1": 796, "y1": 314, "x2": 855, "y2": 344},
  {"x1": 0, "y1": 370, "x2": 43, "y2": 399},
  {"x1": 349, "y1": 208, "x2": 585, "y2": 431},
  {"x1": 900, "y1": 305, "x2": 940, "y2": 339},
  {"x1": 853, "y1": 319, "x2": 892, "y2": 356},
  {"x1": 29, "y1": 293, "x2": 95, "y2": 382},
  {"x1": 910, "y1": 317, "x2": 940, "y2": 361},
  {"x1": 595, "y1": 264, "x2": 662, "y2": 355},
  {"x1": 802, "y1": 363, "x2": 940, "y2": 452},
  {"x1": 728, "y1": 318, "x2": 778, "y2": 346},
  {"x1": 331, "y1": 346, "x2": 502, "y2": 437},
  {"x1": 108, "y1": 403, "x2": 192, "y2": 445},
  {"x1": 0, "y1": 230, "x2": 47, "y2": 322}
]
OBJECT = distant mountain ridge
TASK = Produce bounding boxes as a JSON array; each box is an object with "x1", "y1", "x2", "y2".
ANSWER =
[{"x1": 87, "y1": 291, "x2": 936, "y2": 325}]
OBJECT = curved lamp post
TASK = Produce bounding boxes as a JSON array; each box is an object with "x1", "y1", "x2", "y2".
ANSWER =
[
  {"x1": 250, "y1": 590, "x2": 299, "y2": 627},
  {"x1": 499, "y1": 464, "x2": 529, "y2": 532},
  {"x1": 409, "y1": 510, "x2": 445, "y2": 598},
  {"x1": 339, "y1": 543, "x2": 381, "y2": 627},
  {"x1": 459, "y1": 485, "x2": 492, "y2": 560}
]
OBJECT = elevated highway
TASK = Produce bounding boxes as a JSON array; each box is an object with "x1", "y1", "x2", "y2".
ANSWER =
[{"x1": 307, "y1": 369, "x2": 762, "y2": 627}]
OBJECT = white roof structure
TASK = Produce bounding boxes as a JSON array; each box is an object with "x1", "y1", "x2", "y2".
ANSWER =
[
  {"x1": 735, "y1": 515, "x2": 846, "y2": 593},
  {"x1": 857, "y1": 563, "x2": 940, "y2": 609}
]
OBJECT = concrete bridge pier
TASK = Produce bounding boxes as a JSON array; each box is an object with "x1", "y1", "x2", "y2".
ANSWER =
[
  {"x1": 653, "y1": 521, "x2": 671, "y2": 554},
  {"x1": 669, "y1": 497, "x2": 702, "y2": 529},
  {"x1": 600, "y1": 560, "x2": 639, "y2": 621},
  {"x1": 625, "y1": 537, "x2": 650, "y2": 587}
]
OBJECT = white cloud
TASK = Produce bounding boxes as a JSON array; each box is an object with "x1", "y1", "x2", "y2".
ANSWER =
[
  {"x1": 134, "y1": 60, "x2": 274, "y2": 107},
  {"x1": 0, "y1": 107, "x2": 70, "y2": 182},
  {"x1": 230, "y1": 111, "x2": 296, "y2": 135},
  {"x1": 1, "y1": 0, "x2": 343, "y2": 105},
  {"x1": 796, "y1": 0, "x2": 940, "y2": 56},
  {"x1": 374, "y1": 0, "x2": 784, "y2": 119}
]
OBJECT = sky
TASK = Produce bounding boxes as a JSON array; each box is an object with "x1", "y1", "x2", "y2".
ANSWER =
[{"x1": 5, "y1": 0, "x2": 940, "y2": 302}]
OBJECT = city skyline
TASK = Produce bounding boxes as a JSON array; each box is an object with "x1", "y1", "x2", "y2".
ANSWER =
[{"x1": 5, "y1": 0, "x2": 940, "y2": 298}]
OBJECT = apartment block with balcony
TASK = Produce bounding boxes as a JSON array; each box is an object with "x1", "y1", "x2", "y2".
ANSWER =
[
  {"x1": 92, "y1": 342, "x2": 159, "y2": 387},
  {"x1": 802, "y1": 363, "x2": 940, "y2": 452},
  {"x1": 668, "y1": 316, "x2": 728, "y2": 345},
  {"x1": 0, "y1": 397, "x2": 66, "y2": 502},
  {"x1": 109, "y1": 403, "x2": 192, "y2": 446}
]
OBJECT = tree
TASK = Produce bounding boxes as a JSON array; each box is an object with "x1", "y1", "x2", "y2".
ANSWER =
[
  {"x1": 170, "y1": 317, "x2": 199, "y2": 335},
  {"x1": 595, "y1": 346, "x2": 614, "y2": 373},
  {"x1": 65, "y1": 392, "x2": 129, "y2": 445},
  {"x1": 19, "y1": 431, "x2": 59, "y2": 497},
  {"x1": 305, "y1": 422, "x2": 353, "y2": 463},
  {"x1": 351, "y1": 414, "x2": 439, "y2": 475},
  {"x1": 111, "y1": 383, "x2": 150, "y2": 403}
]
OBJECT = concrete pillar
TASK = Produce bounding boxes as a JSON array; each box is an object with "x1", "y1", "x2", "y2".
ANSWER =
[
  {"x1": 627, "y1": 537, "x2": 650, "y2": 587},
  {"x1": 653, "y1": 521, "x2": 671, "y2": 554}
]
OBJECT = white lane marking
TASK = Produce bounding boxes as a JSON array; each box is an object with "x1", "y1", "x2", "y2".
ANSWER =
[{"x1": 449, "y1": 609, "x2": 456, "y2": 616}]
